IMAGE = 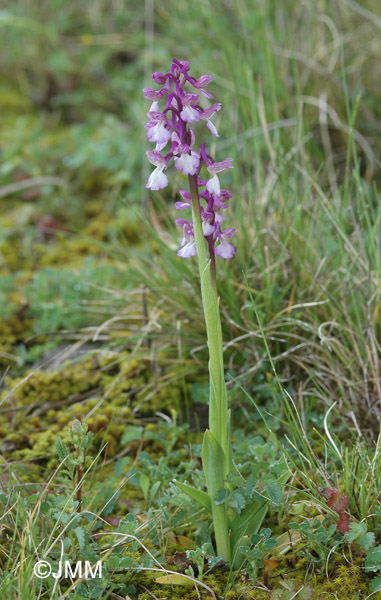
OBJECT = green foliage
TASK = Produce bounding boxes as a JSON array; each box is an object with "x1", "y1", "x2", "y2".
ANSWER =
[
  {"x1": 237, "y1": 528, "x2": 278, "y2": 577},
  {"x1": 270, "y1": 580, "x2": 314, "y2": 600},
  {"x1": 289, "y1": 516, "x2": 341, "y2": 565},
  {"x1": 55, "y1": 436, "x2": 69, "y2": 461},
  {"x1": 369, "y1": 576, "x2": 381, "y2": 592},
  {"x1": 345, "y1": 521, "x2": 381, "y2": 590},
  {"x1": 346, "y1": 522, "x2": 375, "y2": 551},
  {"x1": 365, "y1": 546, "x2": 381, "y2": 573}
]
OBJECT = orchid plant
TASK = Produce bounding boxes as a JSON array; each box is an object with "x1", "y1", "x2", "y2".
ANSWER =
[{"x1": 143, "y1": 58, "x2": 276, "y2": 566}]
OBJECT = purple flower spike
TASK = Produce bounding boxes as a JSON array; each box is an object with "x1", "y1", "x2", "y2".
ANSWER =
[{"x1": 143, "y1": 58, "x2": 236, "y2": 260}]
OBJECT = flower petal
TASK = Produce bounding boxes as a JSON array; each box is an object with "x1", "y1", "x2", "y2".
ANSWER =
[
  {"x1": 152, "y1": 72, "x2": 167, "y2": 85},
  {"x1": 148, "y1": 101, "x2": 159, "y2": 115},
  {"x1": 146, "y1": 120, "x2": 171, "y2": 145},
  {"x1": 215, "y1": 240, "x2": 235, "y2": 259},
  {"x1": 146, "y1": 166, "x2": 168, "y2": 190},
  {"x1": 220, "y1": 227, "x2": 236, "y2": 239},
  {"x1": 194, "y1": 74, "x2": 213, "y2": 88},
  {"x1": 206, "y1": 174, "x2": 220, "y2": 195},
  {"x1": 202, "y1": 221, "x2": 215, "y2": 236},
  {"x1": 178, "y1": 242, "x2": 197, "y2": 257},
  {"x1": 179, "y1": 190, "x2": 192, "y2": 201},
  {"x1": 174, "y1": 151, "x2": 200, "y2": 176},
  {"x1": 214, "y1": 212, "x2": 226, "y2": 223},
  {"x1": 180, "y1": 104, "x2": 200, "y2": 123}
]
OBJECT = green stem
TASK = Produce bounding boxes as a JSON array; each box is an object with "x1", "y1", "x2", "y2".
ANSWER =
[
  {"x1": 188, "y1": 176, "x2": 227, "y2": 445},
  {"x1": 188, "y1": 174, "x2": 232, "y2": 561}
]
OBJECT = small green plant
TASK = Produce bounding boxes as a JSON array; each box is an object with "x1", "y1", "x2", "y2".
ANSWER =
[
  {"x1": 237, "y1": 527, "x2": 278, "y2": 578},
  {"x1": 186, "y1": 542, "x2": 220, "y2": 581},
  {"x1": 56, "y1": 419, "x2": 94, "y2": 512}
]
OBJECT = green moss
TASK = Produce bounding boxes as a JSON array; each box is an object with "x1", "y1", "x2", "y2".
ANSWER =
[
  {"x1": 0, "y1": 351, "x2": 190, "y2": 469},
  {"x1": 0, "y1": 311, "x2": 33, "y2": 365}
]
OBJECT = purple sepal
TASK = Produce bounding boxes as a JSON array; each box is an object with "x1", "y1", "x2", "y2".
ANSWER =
[
  {"x1": 143, "y1": 87, "x2": 167, "y2": 101},
  {"x1": 207, "y1": 158, "x2": 234, "y2": 174},
  {"x1": 194, "y1": 74, "x2": 213, "y2": 88},
  {"x1": 175, "y1": 201, "x2": 191, "y2": 210}
]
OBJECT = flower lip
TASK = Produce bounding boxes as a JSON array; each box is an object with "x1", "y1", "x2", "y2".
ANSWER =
[
  {"x1": 206, "y1": 174, "x2": 221, "y2": 196},
  {"x1": 201, "y1": 209, "x2": 216, "y2": 236},
  {"x1": 145, "y1": 117, "x2": 171, "y2": 146},
  {"x1": 146, "y1": 166, "x2": 168, "y2": 190},
  {"x1": 180, "y1": 95, "x2": 201, "y2": 123},
  {"x1": 215, "y1": 240, "x2": 235, "y2": 259},
  {"x1": 178, "y1": 242, "x2": 197, "y2": 257},
  {"x1": 214, "y1": 228, "x2": 236, "y2": 258},
  {"x1": 176, "y1": 217, "x2": 197, "y2": 258},
  {"x1": 174, "y1": 150, "x2": 200, "y2": 176}
]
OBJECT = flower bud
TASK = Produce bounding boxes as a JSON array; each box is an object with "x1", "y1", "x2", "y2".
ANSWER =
[
  {"x1": 72, "y1": 419, "x2": 82, "y2": 432},
  {"x1": 152, "y1": 72, "x2": 167, "y2": 84}
]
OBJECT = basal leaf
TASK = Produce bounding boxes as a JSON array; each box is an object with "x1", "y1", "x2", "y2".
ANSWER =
[
  {"x1": 174, "y1": 480, "x2": 211, "y2": 513},
  {"x1": 230, "y1": 497, "x2": 268, "y2": 565}
]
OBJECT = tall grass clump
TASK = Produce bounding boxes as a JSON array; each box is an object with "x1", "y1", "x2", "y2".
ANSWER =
[{"x1": 116, "y1": 0, "x2": 381, "y2": 441}]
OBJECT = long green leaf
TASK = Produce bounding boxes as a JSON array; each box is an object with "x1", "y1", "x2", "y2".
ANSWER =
[
  {"x1": 230, "y1": 497, "x2": 268, "y2": 565},
  {"x1": 173, "y1": 480, "x2": 211, "y2": 513},
  {"x1": 202, "y1": 430, "x2": 230, "y2": 562}
]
